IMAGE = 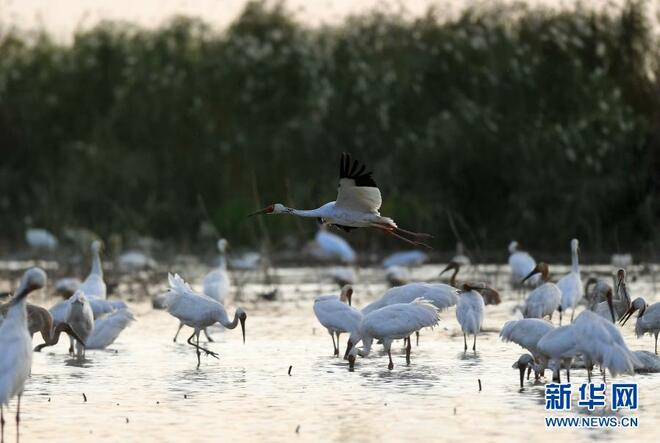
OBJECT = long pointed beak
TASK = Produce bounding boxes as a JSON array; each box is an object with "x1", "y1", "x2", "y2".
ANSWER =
[
  {"x1": 240, "y1": 317, "x2": 246, "y2": 343},
  {"x1": 348, "y1": 354, "x2": 355, "y2": 370},
  {"x1": 247, "y1": 208, "x2": 270, "y2": 217},
  {"x1": 607, "y1": 294, "x2": 616, "y2": 323},
  {"x1": 522, "y1": 268, "x2": 539, "y2": 283},
  {"x1": 439, "y1": 263, "x2": 455, "y2": 276},
  {"x1": 519, "y1": 366, "x2": 525, "y2": 389},
  {"x1": 347, "y1": 292, "x2": 352, "y2": 307},
  {"x1": 619, "y1": 306, "x2": 635, "y2": 326},
  {"x1": 62, "y1": 323, "x2": 86, "y2": 346}
]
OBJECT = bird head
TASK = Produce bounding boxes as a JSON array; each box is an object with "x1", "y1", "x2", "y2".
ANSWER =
[
  {"x1": 615, "y1": 268, "x2": 626, "y2": 294},
  {"x1": 508, "y1": 241, "x2": 519, "y2": 254},
  {"x1": 340, "y1": 285, "x2": 353, "y2": 306},
  {"x1": 71, "y1": 290, "x2": 88, "y2": 305},
  {"x1": 236, "y1": 308, "x2": 247, "y2": 343},
  {"x1": 248, "y1": 204, "x2": 288, "y2": 217},
  {"x1": 571, "y1": 238, "x2": 579, "y2": 255},
  {"x1": 619, "y1": 297, "x2": 647, "y2": 326},
  {"x1": 91, "y1": 240, "x2": 104, "y2": 254},
  {"x1": 11, "y1": 267, "x2": 47, "y2": 304},
  {"x1": 513, "y1": 354, "x2": 535, "y2": 389},
  {"x1": 217, "y1": 239, "x2": 229, "y2": 253}
]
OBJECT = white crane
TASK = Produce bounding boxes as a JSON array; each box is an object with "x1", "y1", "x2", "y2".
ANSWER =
[
  {"x1": 25, "y1": 228, "x2": 58, "y2": 250},
  {"x1": 384, "y1": 265, "x2": 410, "y2": 287},
  {"x1": 346, "y1": 299, "x2": 439, "y2": 370},
  {"x1": 537, "y1": 325, "x2": 579, "y2": 382},
  {"x1": 85, "y1": 309, "x2": 136, "y2": 349},
  {"x1": 362, "y1": 282, "x2": 458, "y2": 346},
  {"x1": 572, "y1": 310, "x2": 639, "y2": 381},
  {"x1": 508, "y1": 241, "x2": 539, "y2": 289},
  {"x1": 620, "y1": 297, "x2": 660, "y2": 355},
  {"x1": 451, "y1": 241, "x2": 471, "y2": 267},
  {"x1": 65, "y1": 290, "x2": 94, "y2": 359},
  {"x1": 500, "y1": 318, "x2": 555, "y2": 377},
  {"x1": 165, "y1": 274, "x2": 246, "y2": 368},
  {"x1": 249, "y1": 153, "x2": 432, "y2": 247},
  {"x1": 382, "y1": 250, "x2": 428, "y2": 268},
  {"x1": 308, "y1": 228, "x2": 357, "y2": 264},
  {"x1": 0, "y1": 267, "x2": 47, "y2": 440},
  {"x1": 584, "y1": 276, "x2": 613, "y2": 309},
  {"x1": 556, "y1": 239, "x2": 583, "y2": 324},
  {"x1": 522, "y1": 263, "x2": 561, "y2": 320},
  {"x1": 455, "y1": 283, "x2": 485, "y2": 351},
  {"x1": 79, "y1": 240, "x2": 107, "y2": 299},
  {"x1": 54, "y1": 277, "x2": 81, "y2": 298},
  {"x1": 313, "y1": 285, "x2": 361, "y2": 356},
  {"x1": 202, "y1": 239, "x2": 231, "y2": 304},
  {"x1": 327, "y1": 266, "x2": 356, "y2": 288}
]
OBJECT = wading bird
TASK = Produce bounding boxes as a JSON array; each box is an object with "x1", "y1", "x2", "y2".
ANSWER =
[
  {"x1": 0, "y1": 267, "x2": 47, "y2": 441},
  {"x1": 203, "y1": 239, "x2": 231, "y2": 304},
  {"x1": 165, "y1": 274, "x2": 246, "y2": 368},
  {"x1": 573, "y1": 310, "x2": 639, "y2": 381},
  {"x1": 80, "y1": 240, "x2": 107, "y2": 299},
  {"x1": 439, "y1": 261, "x2": 501, "y2": 305},
  {"x1": 65, "y1": 291, "x2": 94, "y2": 359},
  {"x1": 385, "y1": 265, "x2": 410, "y2": 287},
  {"x1": 346, "y1": 299, "x2": 439, "y2": 370},
  {"x1": 85, "y1": 309, "x2": 136, "y2": 350},
  {"x1": 456, "y1": 283, "x2": 485, "y2": 351},
  {"x1": 249, "y1": 153, "x2": 432, "y2": 248},
  {"x1": 0, "y1": 303, "x2": 82, "y2": 351},
  {"x1": 382, "y1": 250, "x2": 428, "y2": 268},
  {"x1": 500, "y1": 318, "x2": 555, "y2": 379},
  {"x1": 584, "y1": 276, "x2": 612, "y2": 309},
  {"x1": 537, "y1": 325, "x2": 579, "y2": 382},
  {"x1": 620, "y1": 298, "x2": 660, "y2": 355},
  {"x1": 556, "y1": 239, "x2": 583, "y2": 324},
  {"x1": 313, "y1": 285, "x2": 361, "y2": 356},
  {"x1": 308, "y1": 228, "x2": 356, "y2": 264},
  {"x1": 508, "y1": 241, "x2": 539, "y2": 290},
  {"x1": 513, "y1": 354, "x2": 536, "y2": 389},
  {"x1": 522, "y1": 263, "x2": 561, "y2": 320},
  {"x1": 594, "y1": 270, "x2": 630, "y2": 322},
  {"x1": 362, "y1": 282, "x2": 458, "y2": 345}
]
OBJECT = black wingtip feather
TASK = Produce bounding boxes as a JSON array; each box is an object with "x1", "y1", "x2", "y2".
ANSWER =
[{"x1": 339, "y1": 152, "x2": 377, "y2": 187}]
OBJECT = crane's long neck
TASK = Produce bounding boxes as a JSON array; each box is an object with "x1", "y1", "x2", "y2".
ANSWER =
[
  {"x1": 571, "y1": 248, "x2": 579, "y2": 274},
  {"x1": 219, "y1": 310, "x2": 240, "y2": 329},
  {"x1": 91, "y1": 249, "x2": 103, "y2": 278},
  {"x1": 450, "y1": 268, "x2": 459, "y2": 287},
  {"x1": 289, "y1": 207, "x2": 327, "y2": 218},
  {"x1": 217, "y1": 254, "x2": 227, "y2": 271}
]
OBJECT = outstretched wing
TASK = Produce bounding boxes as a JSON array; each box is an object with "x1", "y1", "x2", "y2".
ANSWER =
[{"x1": 335, "y1": 153, "x2": 382, "y2": 213}]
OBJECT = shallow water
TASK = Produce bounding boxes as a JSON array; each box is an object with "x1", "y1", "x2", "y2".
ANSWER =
[{"x1": 7, "y1": 264, "x2": 660, "y2": 442}]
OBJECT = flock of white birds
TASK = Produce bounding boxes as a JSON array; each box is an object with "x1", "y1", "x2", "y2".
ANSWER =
[{"x1": 2, "y1": 153, "x2": 660, "y2": 440}]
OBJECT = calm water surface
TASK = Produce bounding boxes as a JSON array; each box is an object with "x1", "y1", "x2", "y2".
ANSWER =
[{"x1": 7, "y1": 264, "x2": 660, "y2": 442}]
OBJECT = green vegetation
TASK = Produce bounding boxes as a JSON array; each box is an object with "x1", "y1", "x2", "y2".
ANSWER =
[{"x1": 1, "y1": 1, "x2": 658, "y2": 253}]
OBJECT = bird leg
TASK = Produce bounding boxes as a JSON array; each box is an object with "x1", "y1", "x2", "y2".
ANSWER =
[
  {"x1": 566, "y1": 367, "x2": 570, "y2": 383},
  {"x1": 387, "y1": 349, "x2": 394, "y2": 370},
  {"x1": 1, "y1": 404, "x2": 4, "y2": 443},
  {"x1": 405, "y1": 336, "x2": 411, "y2": 365},
  {"x1": 336, "y1": 332, "x2": 342, "y2": 356},
  {"x1": 173, "y1": 323, "x2": 184, "y2": 342},
  {"x1": 558, "y1": 310, "x2": 563, "y2": 326},
  {"x1": 526, "y1": 366, "x2": 532, "y2": 380},
  {"x1": 570, "y1": 309, "x2": 575, "y2": 323},
  {"x1": 463, "y1": 333, "x2": 467, "y2": 352},
  {"x1": 187, "y1": 331, "x2": 219, "y2": 368},
  {"x1": 203, "y1": 328, "x2": 214, "y2": 343},
  {"x1": 15, "y1": 395, "x2": 20, "y2": 443},
  {"x1": 330, "y1": 332, "x2": 338, "y2": 357},
  {"x1": 393, "y1": 227, "x2": 433, "y2": 239},
  {"x1": 655, "y1": 332, "x2": 658, "y2": 355},
  {"x1": 415, "y1": 331, "x2": 419, "y2": 347},
  {"x1": 68, "y1": 336, "x2": 74, "y2": 356},
  {"x1": 375, "y1": 226, "x2": 433, "y2": 249},
  {"x1": 473, "y1": 334, "x2": 477, "y2": 352}
]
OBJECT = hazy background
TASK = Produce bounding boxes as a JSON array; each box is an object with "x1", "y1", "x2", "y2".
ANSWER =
[{"x1": 1, "y1": 0, "x2": 658, "y2": 256}]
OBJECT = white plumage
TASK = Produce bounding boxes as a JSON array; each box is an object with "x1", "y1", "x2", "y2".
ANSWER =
[
  {"x1": 382, "y1": 250, "x2": 428, "y2": 268},
  {"x1": 572, "y1": 310, "x2": 639, "y2": 379},
  {"x1": 86, "y1": 309, "x2": 136, "y2": 349},
  {"x1": 500, "y1": 318, "x2": 555, "y2": 363},
  {"x1": 362, "y1": 283, "x2": 458, "y2": 315},
  {"x1": 313, "y1": 286, "x2": 361, "y2": 356},
  {"x1": 537, "y1": 325, "x2": 579, "y2": 382},
  {"x1": 118, "y1": 250, "x2": 157, "y2": 272},
  {"x1": 0, "y1": 268, "x2": 47, "y2": 433},
  {"x1": 79, "y1": 240, "x2": 106, "y2": 299},
  {"x1": 249, "y1": 153, "x2": 431, "y2": 247},
  {"x1": 508, "y1": 241, "x2": 539, "y2": 287},
  {"x1": 65, "y1": 290, "x2": 94, "y2": 359},
  {"x1": 310, "y1": 229, "x2": 357, "y2": 264},
  {"x1": 202, "y1": 239, "x2": 231, "y2": 304},
  {"x1": 347, "y1": 299, "x2": 439, "y2": 369},
  {"x1": 166, "y1": 273, "x2": 246, "y2": 368},
  {"x1": 385, "y1": 265, "x2": 410, "y2": 287},
  {"x1": 456, "y1": 288, "x2": 485, "y2": 351},
  {"x1": 555, "y1": 239, "x2": 583, "y2": 324},
  {"x1": 25, "y1": 228, "x2": 58, "y2": 250},
  {"x1": 524, "y1": 284, "x2": 561, "y2": 320}
]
